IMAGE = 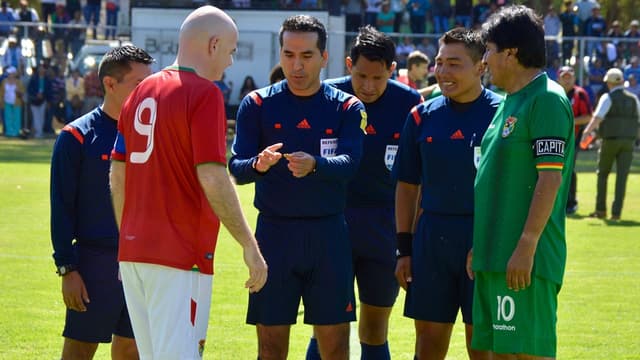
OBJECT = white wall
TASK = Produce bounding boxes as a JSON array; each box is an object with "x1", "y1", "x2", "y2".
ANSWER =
[{"x1": 131, "y1": 8, "x2": 346, "y2": 105}]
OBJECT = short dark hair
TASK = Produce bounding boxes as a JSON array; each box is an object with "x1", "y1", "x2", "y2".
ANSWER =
[
  {"x1": 349, "y1": 25, "x2": 396, "y2": 69},
  {"x1": 406, "y1": 50, "x2": 430, "y2": 70},
  {"x1": 269, "y1": 63, "x2": 285, "y2": 84},
  {"x1": 279, "y1": 15, "x2": 327, "y2": 52},
  {"x1": 98, "y1": 45, "x2": 154, "y2": 90},
  {"x1": 438, "y1": 27, "x2": 485, "y2": 64},
  {"x1": 481, "y1": 5, "x2": 546, "y2": 68}
]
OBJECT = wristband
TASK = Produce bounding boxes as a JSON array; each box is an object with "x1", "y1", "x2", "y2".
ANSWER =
[{"x1": 396, "y1": 232, "x2": 413, "y2": 258}]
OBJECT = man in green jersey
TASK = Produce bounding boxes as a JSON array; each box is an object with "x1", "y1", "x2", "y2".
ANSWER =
[{"x1": 467, "y1": 5, "x2": 575, "y2": 359}]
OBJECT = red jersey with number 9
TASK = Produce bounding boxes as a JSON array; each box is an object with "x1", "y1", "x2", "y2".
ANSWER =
[{"x1": 111, "y1": 67, "x2": 227, "y2": 275}]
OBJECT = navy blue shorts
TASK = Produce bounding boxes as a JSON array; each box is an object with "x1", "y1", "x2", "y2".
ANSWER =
[
  {"x1": 63, "y1": 244, "x2": 134, "y2": 342},
  {"x1": 404, "y1": 212, "x2": 474, "y2": 324},
  {"x1": 247, "y1": 214, "x2": 356, "y2": 326},
  {"x1": 346, "y1": 207, "x2": 399, "y2": 307}
]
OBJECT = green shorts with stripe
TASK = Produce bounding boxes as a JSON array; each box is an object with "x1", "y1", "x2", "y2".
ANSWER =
[{"x1": 471, "y1": 271, "x2": 561, "y2": 357}]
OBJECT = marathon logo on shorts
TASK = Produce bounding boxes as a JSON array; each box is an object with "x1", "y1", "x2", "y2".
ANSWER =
[
  {"x1": 493, "y1": 323, "x2": 517, "y2": 332},
  {"x1": 534, "y1": 138, "x2": 565, "y2": 158}
]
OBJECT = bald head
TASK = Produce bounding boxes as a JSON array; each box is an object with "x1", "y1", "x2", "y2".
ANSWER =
[
  {"x1": 176, "y1": 5, "x2": 238, "y2": 81},
  {"x1": 179, "y1": 5, "x2": 236, "y2": 44}
]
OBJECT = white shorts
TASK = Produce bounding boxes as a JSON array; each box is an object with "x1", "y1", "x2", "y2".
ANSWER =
[{"x1": 120, "y1": 262, "x2": 213, "y2": 360}]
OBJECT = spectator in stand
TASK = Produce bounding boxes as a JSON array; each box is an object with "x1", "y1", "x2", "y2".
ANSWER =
[
  {"x1": 16, "y1": 0, "x2": 39, "y2": 39},
  {"x1": 557, "y1": 65, "x2": 592, "y2": 214},
  {"x1": 397, "y1": 50, "x2": 429, "y2": 90},
  {"x1": 68, "y1": 9, "x2": 85, "y2": 58},
  {"x1": 624, "y1": 20, "x2": 640, "y2": 59},
  {"x1": 417, "y1": 37, "x2": 437, "y2": 60},
  {"x1": 390, "y1": 0, "x2": 405, "y2": 33},
  {"x1": 344, "y1": 0, "x2": 363, "y2": 34},
  {"x1": 546, "y1": 57, "x2": 561, "y2": 81},
  {"x1": 105, "y1": 0, "x2": 120, "y2": 40},
  {"x1": 377, "y1": 1, "x2": 395, "y2": 34},
  {"x1": 27, "y1": 62, "x2": 52, "y2": 138},
  {"x1": 269, "y1": 63, "x2": 285, "y2": 84},
  {"x1": 365, "y1": 0, "x2": 381, "y2": 27},
  {"x1": 84, "y1": 0, "x2": 101, "y2": 40},
  {"x1": 0, "y1": 66, "x2": 24, "y2": 137},
  {"x1": 395, "y1": 36, "x2": 416, "y2": 68},
  {"x1": 214, "y1": 72, "x2": 232, "y2": 119},
  {"x1": 560, "y1": 0, "x2": 578, "y2": 63},
  {"x1": 583, "y1": 4, "x2": 606, "y2": 58},
  {"x1": 431, "y1": 0, "x2": 452, "y2": 34},
  {"x1": 544, "y1": 5, "x2": 562, "y2": 64},
  {"x1": 574, "y1": 0, "x2": 598, "y2": 34},
  {"x1": 625, "y1": 73, "x2": 640, "y2": 98},
  {"x1": 406, "y1": 0, "x2": 428, "y2": 36},
  {"x1": 49, "y1": 65, "x2": 66, "y2": 126},
  {"x1": 51, "y1": 4, "x2": 70, "y2": 54},
  {"x1": 623, "y1": 56, "x2": 640, "y2": 81},
  {"x1": 588, "y1": 57, "x2": 606, "y2": 101},
  {"x1": 0, "y1": 1, "x2": 16, "y2": 38},
  {"x1": 472, "y1": 0, "x2": 490, "y2": 29},
  {"x1": 454, "y1": 0, "x2": 472, "y2": 29},
  {"x1": 41, "y1": 0, "x2": 56, "y2": 23},
  {"x1": 2, "y1": 37, "x2": 23, "y2": 73},
  {"x1": 65, "y1": 68, "x2": 84, "y2": 123},
  {"x1": 65, "y1": 0, "x2": 81, "y2": 17},
  {"x1": 238, "y1": 75, "x2": 257, "y2": 102},
  {"x1": 82, "y1": 65, "x2": 103, "y2": 114}
]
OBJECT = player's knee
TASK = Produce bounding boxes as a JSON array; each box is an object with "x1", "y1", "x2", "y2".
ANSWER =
[
  {"x1": 111, "y1": 336, "x2": 138, "y2": 360},
  {"x1": 259, "y1": 341, "x2": 288, "y2": 360}
]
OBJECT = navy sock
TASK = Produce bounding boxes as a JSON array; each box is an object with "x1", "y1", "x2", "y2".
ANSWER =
[
  {"x1": 306, "y1": 337, "x2": 321, "y2": 360},
  {"x1": 361, "y1": 341, "x2": 391, "y2": 360}
]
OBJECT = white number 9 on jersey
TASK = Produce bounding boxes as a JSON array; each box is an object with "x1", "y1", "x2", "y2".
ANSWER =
[{"x1": 130, "y1": 97, "x2": 157, "y2": 164}]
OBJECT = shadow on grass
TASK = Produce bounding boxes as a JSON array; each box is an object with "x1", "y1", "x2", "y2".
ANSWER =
[
  {"x1": 0, "y1": 137, "x2": 55, "y2": 164},
  {"x1": 604, "y1": 219, "x2": 640, "y2": 227}
]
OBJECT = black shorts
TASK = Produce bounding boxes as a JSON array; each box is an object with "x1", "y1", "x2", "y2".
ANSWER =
[
  {"x1": 63, "y1": 244, "x2": 134, "y2": 342},
  {"x1": 404, "y1": 212, "x2": 474, "y2": 324}
]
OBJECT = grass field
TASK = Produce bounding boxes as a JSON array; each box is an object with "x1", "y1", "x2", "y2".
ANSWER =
[{"x1": 1, "y1": 137, "x2": 639, "y2": 359}]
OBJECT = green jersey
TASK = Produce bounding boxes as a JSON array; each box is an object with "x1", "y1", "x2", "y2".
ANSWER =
[{"x1": 473, "y1": 73, "x2": 575, "y2": 285}]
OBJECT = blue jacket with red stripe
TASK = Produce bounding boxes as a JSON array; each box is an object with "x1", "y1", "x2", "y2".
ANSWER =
[
  {"x1": 326, "y1": 76, "x2": 423, "y2": 208},
  {"x1": 50, "y1": 107, "x2": 119, "y2": 266},
  {"x1": 395, "y1": 89, "x2": 502, "y2": 215},
  {"x1": 229, "y1": 81, "x2": 366, "y2": 218}
]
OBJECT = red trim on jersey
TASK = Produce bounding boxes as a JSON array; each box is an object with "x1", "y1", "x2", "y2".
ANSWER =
[
  {"x1": 342, "y1": 96, "x2": 359, "y2": 111},
  {"x1": 411, "y1": 107, "x2": 421, "y2": 126},
  {"x1": 249, "y1": 91, "x2": 263, "y2": 106},
  {"x1": 62, "y1": 125, "x2": 84, "y2": 144},
  {"x1": 110, "y1": 150, "x2": 125, "y2": 161}
]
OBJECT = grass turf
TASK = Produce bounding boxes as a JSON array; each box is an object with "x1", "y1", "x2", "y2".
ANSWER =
[{"x1": 0, "y1": 138, "x2": 638, "y2": 359}]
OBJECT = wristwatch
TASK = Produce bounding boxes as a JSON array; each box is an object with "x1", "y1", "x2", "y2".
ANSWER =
[{"x1": 56, "y1": 264, "x2": 78, "y2": 276}]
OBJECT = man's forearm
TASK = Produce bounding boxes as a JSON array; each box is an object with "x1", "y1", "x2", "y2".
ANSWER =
[
  {"x1": 518, "y1": 171, "x2": 562, "y2": 251},
  {"x1": 109, "y1": 161, "x2": 126, "y2": 229},
  {"x1": 395, "y1": 181, "x2": 420, "y2": 233}
]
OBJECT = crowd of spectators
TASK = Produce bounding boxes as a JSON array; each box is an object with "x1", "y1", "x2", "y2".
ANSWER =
[
  {"x1": 3, "y1": 0, "x2": 640, "y2": 140},
  {"x1": 0, "y1": 0, "x2": 117, "y2": 138}
]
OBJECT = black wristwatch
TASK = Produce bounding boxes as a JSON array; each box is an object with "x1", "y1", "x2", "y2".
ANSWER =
[{"x1": 56, "y1": 264, "x2": 78, "y2": 276}]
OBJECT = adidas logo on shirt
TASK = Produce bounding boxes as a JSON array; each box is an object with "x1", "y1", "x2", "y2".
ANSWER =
[
  {"x1": 450, "y1": 129, "x2": 464, "y2": 140},
  {"x1": 296, "y1": 119, "x2": 311, "y2": 129}
]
